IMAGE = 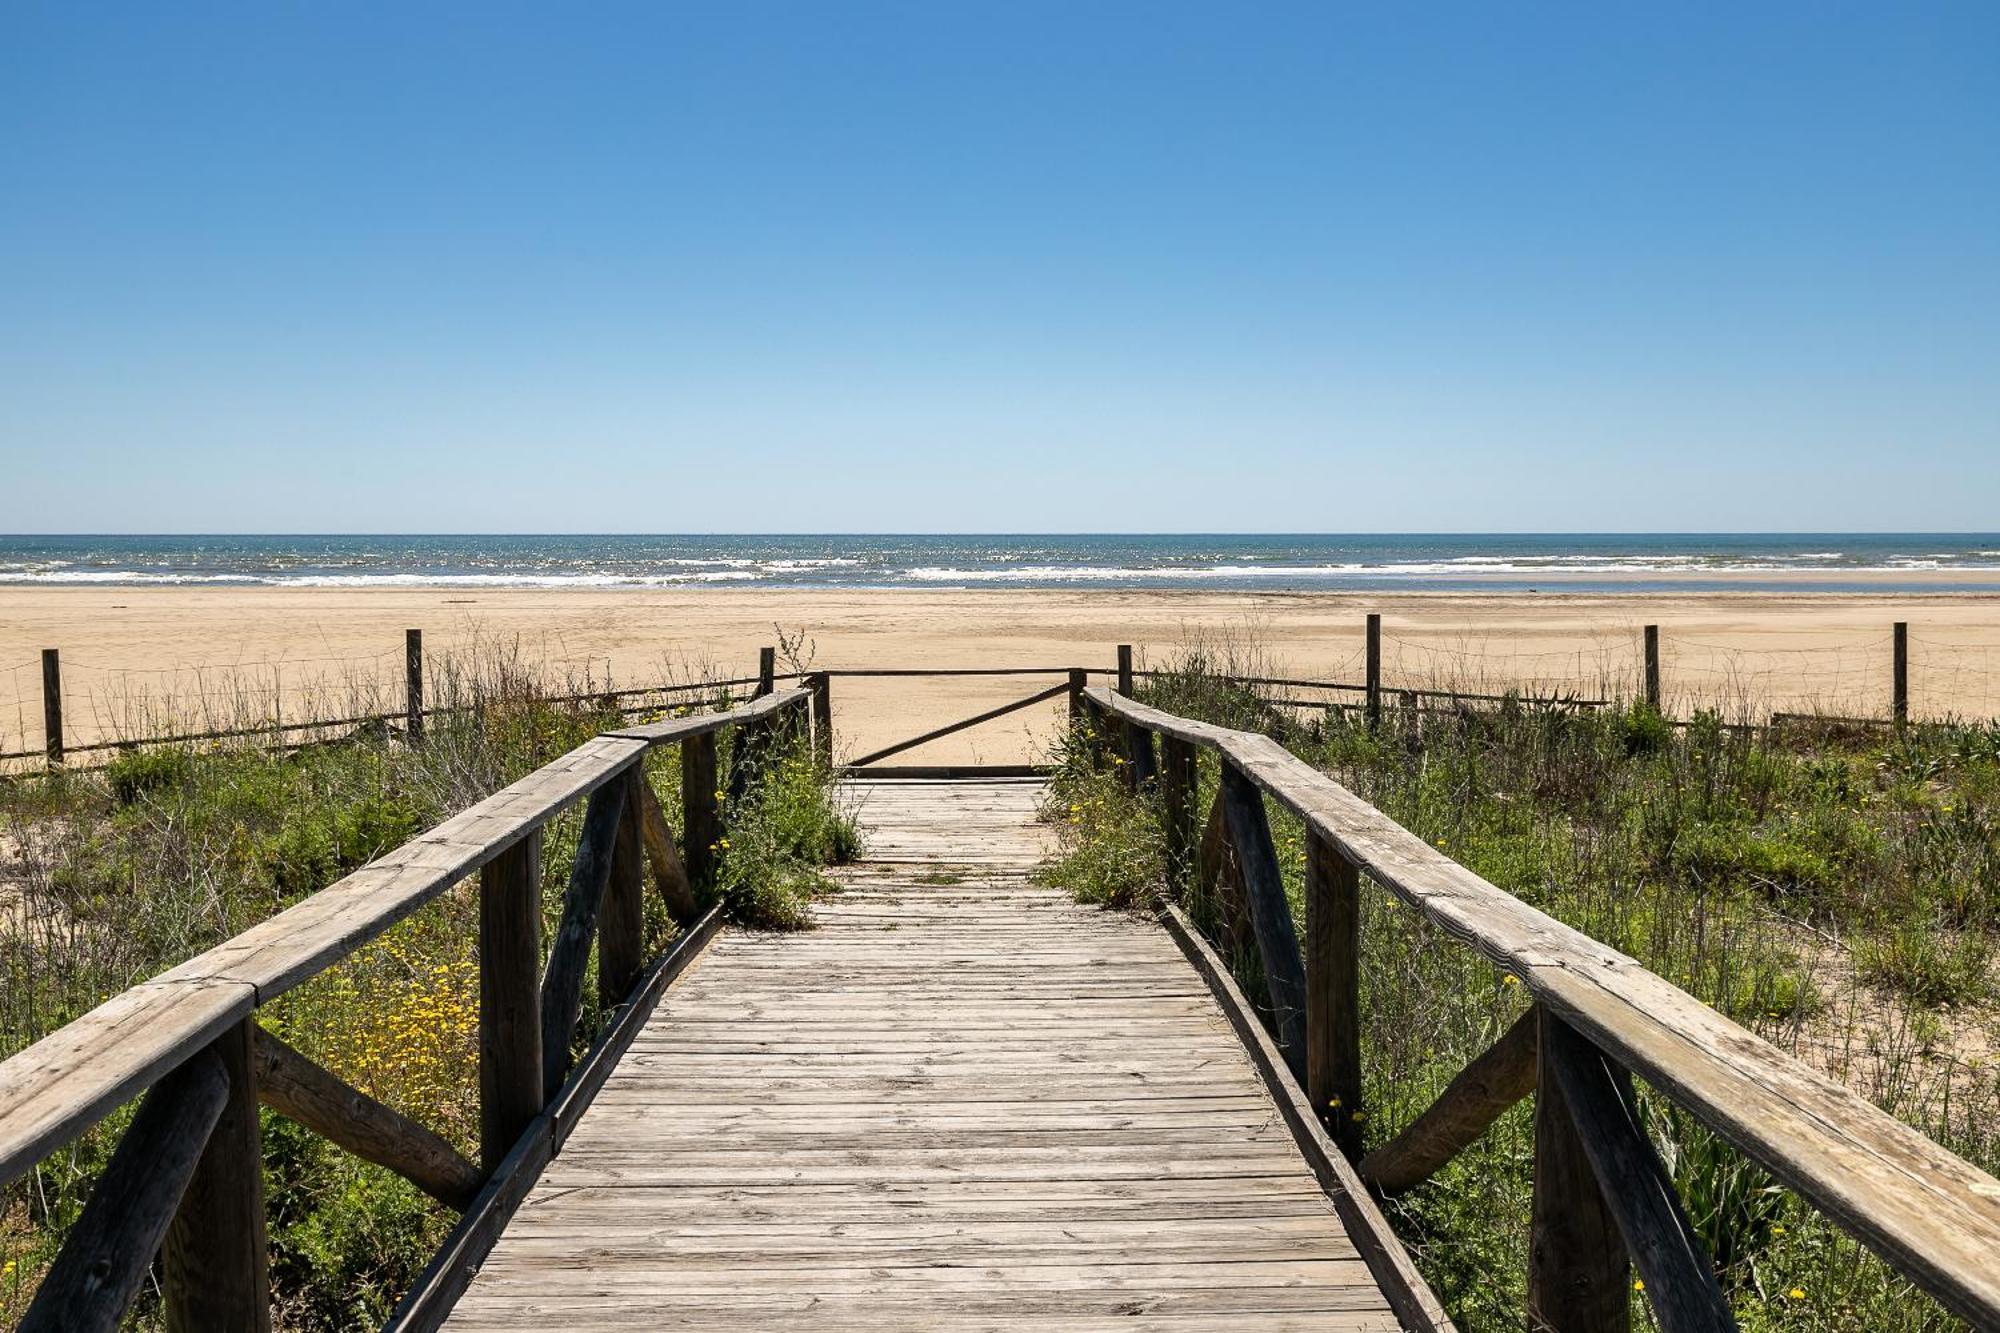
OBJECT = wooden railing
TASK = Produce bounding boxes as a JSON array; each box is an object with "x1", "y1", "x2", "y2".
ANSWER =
[
  {"x1": 0, "y1": 683, "x2": 813, "y2": 1333},
  {"x1": 1079, "y1": 684, "x2": 2000, "y2": 1333}
]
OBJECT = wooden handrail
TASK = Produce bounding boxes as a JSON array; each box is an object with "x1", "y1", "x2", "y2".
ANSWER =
[
  {"x1": 0, "y1": 685, "x2": 811, "y2": 1331},
  {"x1": 1083, "y1": 685, "x2": 2000, "y2": 1328}
]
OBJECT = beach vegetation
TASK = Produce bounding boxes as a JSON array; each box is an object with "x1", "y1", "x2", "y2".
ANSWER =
[{"x1": 1041, "y1": 645, "x2": 2000, "y2": 1332}]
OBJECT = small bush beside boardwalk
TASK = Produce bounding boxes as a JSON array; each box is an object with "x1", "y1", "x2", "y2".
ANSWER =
[
  {"x1": 0, "y1": 661, "x2": 856, "y2": 1329},
  {"x1": 1040, "y1": 651, "x2": 2000, "y2": 1333}
]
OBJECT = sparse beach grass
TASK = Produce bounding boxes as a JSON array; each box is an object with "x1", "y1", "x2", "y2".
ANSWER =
[
  {"x1": 1040, "y1": 640, "x2": 2000, "y2": 1332},
  {"x1": 0, "y1": 641, "x2": 854, "y2": 1329}
]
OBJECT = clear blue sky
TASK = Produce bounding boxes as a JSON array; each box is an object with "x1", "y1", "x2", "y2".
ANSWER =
[{"x1": 3, "y1": 3, "x2": 1996, "y2": 533}]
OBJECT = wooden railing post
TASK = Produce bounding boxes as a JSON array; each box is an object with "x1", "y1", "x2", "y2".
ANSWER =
[
  {"x1": 480, "y1": 828, "x2": 543, "y2": 1174},
  {"x1": 1218, "y1": 761, "x2": 1309, "y2": 1081},
  {"x1": 1643, "y1": 625, "x2": 1661, "y2": 712},
  {"x1": 40, "y1": 648, "x2": 62, "y2": 768},
  {"x1": 1116, "y1": 644, "x2": 1134, "y2": 696},
  {"x1": 1528, "y1": 1006, "x2": 1628, "y2": 1333},
  {"x1": 1893, "y1": 621, "x2": 1908, "y2": 727},
  {"x1": 683, "y1": 732, "x2": 720, "y2": 893},
  {"x1": 1306, "y1": 831, "x2": 1363, "y2": 1160},
  {"x1": 162, "y1": 1017, "x2": 271, "y2": 1333},
  {"x1": 405, "y1": 628, "x2": 425, "y2": 744},
  {"x1": 1067, "y1": 668, "x2": 1087, "y2": 723},
  {"x1": 540, "y1": 779, "x2": 629, "y2": 1100},
  {"x1": 809, "y1": 671, "x2": 833, "y2": 765},
  {"x1": 1159, "y1": 736, "x2": 1196, "y2": 893},
  {"x1": 756, "y1": 646, "x2": 776, "y2": 698},
  {"x1": 598, "y1": 769, "x2": 646, "y2": 1003},
  {"x1": 1365, "y1": 614, "x2": 1382, "y2": 731}
]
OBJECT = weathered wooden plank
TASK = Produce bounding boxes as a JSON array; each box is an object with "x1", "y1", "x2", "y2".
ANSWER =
[
  {"x1": 1306, "y1": 830, "x2": 1363, "y2": 1160},
  {"x1": 539, "y1": 779, "x2": 628, "y2": 1100},
  {"x1": 1529, "y1": 1005, "x2": 1629, "y2": 1333},
  {"x1": 1086, "y1": 686, "x2": 2000, "y2": 1327},
  {"x1": 1542, "y1": 1015, "x2": 1734, "y2": 1333},
  {"x1": 1219, "y1": 761, "x2": 1308, "y2": 1082},
  {"x1": 597, "y1": 770, "x2": 646, "y2": 1003},
  {"x1": 682, "y1": 731, "x2": 719, "y2": 893},
  {"x1": 253, "y1": 1027, "x2": 481, "y2": 1211},
  {"x1": 1359, "y1": 1008, "x2": 1537, "y2": 1197},
  {"x1": 479, "y1": 828, "x2": 542, "y2": 1175},
  {"x1": 605, "y1": 685, "x2": 810, "y2": 743},
  {"x1": 19, "y1": 1048, "x2": 227, "y2": 1333},
  {"x1": 633, "y1": 775, "x2": 696, "y2": 921},
  {"x1": 161, "y1": 1018, "x2": 270, "y2": 1333}
]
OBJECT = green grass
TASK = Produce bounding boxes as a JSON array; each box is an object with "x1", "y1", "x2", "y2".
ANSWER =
[
  {"x1": 1040, "y1": 658, "x2": 2000, "y2": 1332},
  {"x1": 0, "y1": 668, "x2": 852, "y2": 1329}
]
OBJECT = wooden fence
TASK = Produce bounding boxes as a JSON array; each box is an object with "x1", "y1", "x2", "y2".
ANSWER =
[
  {"x1": 0, "y1": 683, "x2": 812, "y2": 1333},
  {"x1": 1078, "y1": 684, "x2": 2000, "y2": 1331}
]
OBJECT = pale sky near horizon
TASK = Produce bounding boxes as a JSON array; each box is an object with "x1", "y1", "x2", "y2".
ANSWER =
[{"x1": 3, "y1": 4, "x2": 1997, "y2": 534}]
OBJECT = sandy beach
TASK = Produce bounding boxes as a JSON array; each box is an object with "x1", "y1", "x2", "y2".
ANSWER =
[{"x1": 5, "y1": 585, "x2": 1999, "y2": 763}]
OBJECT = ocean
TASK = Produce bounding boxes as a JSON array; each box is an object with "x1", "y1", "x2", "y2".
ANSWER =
[{"x1": 2, "y1": 534, "x2": 1999, "y2": 594}]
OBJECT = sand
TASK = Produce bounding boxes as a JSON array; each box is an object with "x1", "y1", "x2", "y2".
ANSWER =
[{"x1": 4, "y1": 586, "x2": 2000, "y2": 764}]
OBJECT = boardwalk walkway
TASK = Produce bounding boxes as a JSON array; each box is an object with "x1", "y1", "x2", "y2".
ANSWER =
[{"x1": 443, "y1": 778, "x2": 1401, "y2": 1330}]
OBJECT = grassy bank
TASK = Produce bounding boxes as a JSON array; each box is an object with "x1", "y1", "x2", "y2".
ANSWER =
[
  {"x1": 1039, "y1": 651, "x2": 1998, "y2": 1332},
  {"x1": 0, "y1": 652, "x2": 856, "y2": 1328}
]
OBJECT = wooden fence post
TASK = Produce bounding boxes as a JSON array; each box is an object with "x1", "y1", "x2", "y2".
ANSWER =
[
  {"x1": 1306, "y1": 831, "x2": 1363, "y2": 1160},
  {"x1": 1160, "y1": 736, "x2": 1197, "y2": 893},
  {"x1": 1067, "y1": 669, "x2": 1087, "y2": 724},
  {"x1": 162, "y1": 1018, "x2": 271, "y2": 1333},
  {"x1": 40, "y1": 648, "x2": 62, "y2": 768},
  {"x1": 1218, "y1": 762, "x2": 1309, "y2": 1081},
  {"x1": 405, "y1": 629, "x2": 425, "y2": 744},
  {"x1": 1116, "y1": 644, "x2": 1134, "y2": 696},
  {"x1": 480, "y1": 828, "x2": 543, "y2": 1174},
  {"x1": 1643, "y1": 625, "x2": 1661, "y2": 712},
  {"x1": 809, "y1": 672, "x2": 833, "y2": 765},
  {"x1": 1365, "y1": 615, "x2": 1382, "y2": 731},
  {"x1": 1528, "y1": 1007, "x2": 1628, "y2": 1333},
  {"x1": 683, "y1": 732, "x2": 720, "y2": 893},
  {"x1": 756, "y1": 647, "x2": 776, "y2": 698},
  {"x1": 598, "y1": 770, "x2": 646, "y2": 1003},
  {"x1": 1893, "y1": 621, "x2": 1908, "y2": 727}
]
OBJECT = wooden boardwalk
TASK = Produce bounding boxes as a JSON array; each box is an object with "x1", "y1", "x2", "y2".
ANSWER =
[{"x1": 443, "y1": 778, "x2": 1401, "y2": 1331}]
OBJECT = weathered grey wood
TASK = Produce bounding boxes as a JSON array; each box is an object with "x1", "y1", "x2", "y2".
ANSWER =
[
  {"x1": 756, "y1": 646, "x2": 777, "y2": 697},
  {"x1": 1116, "y1": 643, "x2": 1135, "y2": 696},
  {"x1": 810, "y1": 671, "x2": 834, "y2": 764},
  {"x1": 1068, "y1": 668, "x2": 1087, "y2": 724},
  {"x1": 1643, "y1": 624, "x2": 1661, "y2": 711},
  {"x1": 479, "y1": 829, "x2": 542, "y2": 1174},
  {"x1": 19, "y1": 1048, "x2": 227, "y2": 1333},
  {"x1": 388, "y1": 1113, "x2": 554, "y2": 1333},
  {"x1": 40, "y1": 647, "x2": 62, "y2": 766},
  {"x1": 406, "y1": 628, "x2": 425, "y2": 744},
  {"x1": 253, "y1": 1026, "x2": 481, "y2": 1210},
  {"x1": 1364, "y1": 614, "x2": 1382, "y2": 730},
  {"x1": 445, "y1": 779, "x2": 1421, "y2": 1333},
  {"x1": 1155, "y1": 900, "x2": 1455, "y2": 1333},
  {"x1": 1360, "y1": 1008, "x2": 1537, "y2": 1196},
  {"x1": 1125, "y1": 718, "x2": 1157, "y2": 792},
  {"x1": 162, "y1": 1018, "x2": 270, "y2": 1333},
  {"x1": 1893, "y1": 620, "x2": 1908, "y2": 725},
  {"x1": 849, "y1": 682, "x2": 1068, "y2": 768},
  {"x1": 1085, "y1": 684, "x2": 2000, "y2": 1328},
  {"x1": 1529, "y1": 1006, "x2": 1627, "y2": 1333},
  {"x1": 1159, "y1": 735, "x2": 1196, "y2": 892},
  {"x1": 540, "y1": 780, "x2": 629, "y2": 1100},
  {"x1": 1306, "y1": 831, "x2": 1362, "y2": 1160},
  {"x1": 605, "y1": 684, "x2": 809, "y2": 744},
  {"x1": 682, "y1": 731, "x2": 720, "y2": 893},
  {"x1": 1542, "y1": 1016, "x2": 1734, "y2": 1333},
  {"x1": 633, "y1": 777, "x2": 697, "y2": 921},
  {"x1": 598, "y1": 770, "x2": 647, "y2": 1004},
  {"x1": 1218, "y1": 762, "x2": 1308, "y2": 1083}
]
